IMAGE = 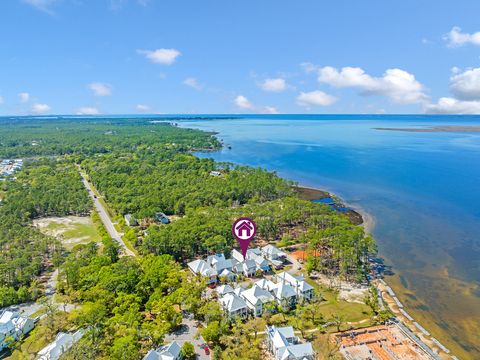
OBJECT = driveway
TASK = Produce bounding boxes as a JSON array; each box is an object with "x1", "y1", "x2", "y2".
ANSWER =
[{"x1": 164, "y1": 318, "x2": 211, "y2": 360}]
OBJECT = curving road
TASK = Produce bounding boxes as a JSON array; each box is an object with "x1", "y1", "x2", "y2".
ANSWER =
[{"x1": 78, "y1": 168, "x2": 135, "y2": 257}]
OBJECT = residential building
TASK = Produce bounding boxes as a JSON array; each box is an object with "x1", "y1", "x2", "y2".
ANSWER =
[
  {"x1": 209, "y1": 170, "x2": 221, "y2": 177},
  {"x1": 248, "y1": 251, "x2": 271, "y2": 272},
  {"x1": 37, "y1": 330, "x2": 84, "y2": 360},
  {"x1": 271, "y1": 282, "x2": 297, "y2": 310},
  {"x1": 155, "y1": 212, "x2": 170, "y2": 224},
  {"x1": 206, "y1": 254, "x2": 234, "y2": 274},
  {"x1": 124, "y1": 214, "x2": 138, "y2": 226},
  {"x1": 240, "y1": 285, "x2": 275, "y2": 317},
  {"x1": 216, "y1": 284, "x2": 234, "y2": 297},
  {"x1": 0, "y1": 311, "x2": 35, "y2": 351},
  {"x1": 266, "y1": 326, "x2": 315, "y2": 360},
  {"x1": 187, "y1": 259, "x2": 218, "y2": 283},
  {"x1": 219, "y1": 293, "x2": 248, "y2": 319},
  {"x1": 255, "y1": 278, "x2": 277, "y2": 292},
  {"x1": 143, "y1": 341, "x2": 181, "y2": 360},
  {"x1": 219, "y1": 268, "x2": 236, "y2": 281},
  {"x1": 261, "y1": 245, "x2": 287, "y2": 268},
  {"x1": 276, "y1": 272, "x2": 314, "y2": 301},
  {"x1": 241, "y1": 259, "x2": 257, "y2": 277}
]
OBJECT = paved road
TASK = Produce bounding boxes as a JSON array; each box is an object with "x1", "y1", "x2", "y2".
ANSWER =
[
  {"x1": 164, "y1": 318, "x2": 211, "y2": 360},
  {"x1": 78, "y1": 168, "x2": 135, "y2": 257}
]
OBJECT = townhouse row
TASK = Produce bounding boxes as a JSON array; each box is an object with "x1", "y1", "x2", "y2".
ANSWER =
[
  {"x1": 217, "y1": 271, "x2": 314, "y2": 319},
  {"x1": 187, "y1": 244, "x2": 287, "y2": 283}
]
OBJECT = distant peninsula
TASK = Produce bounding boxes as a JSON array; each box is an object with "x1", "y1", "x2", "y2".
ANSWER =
[{"x1": 374, "y1": 125, "x2": 480, "y2": 133}]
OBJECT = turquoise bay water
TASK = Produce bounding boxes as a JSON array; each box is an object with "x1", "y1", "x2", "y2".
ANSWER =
[{"x1": 178, "y1": 115, "x2": 480, "y2": 356}]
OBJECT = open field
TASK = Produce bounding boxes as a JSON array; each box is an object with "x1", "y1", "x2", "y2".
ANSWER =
[{"x1": 33, "y1": 216, "x2": 102, "y2": 249}]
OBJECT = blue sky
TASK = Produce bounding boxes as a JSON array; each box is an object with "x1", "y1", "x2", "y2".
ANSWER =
[{"x1": 1, "y1": 0, "x2": 480, "y2": 115}]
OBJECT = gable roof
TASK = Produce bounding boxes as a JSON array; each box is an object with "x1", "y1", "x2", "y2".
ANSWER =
[
  {"x1": 255, "y1": 278, "x2": 276, "y2": 291},
  {"x1": 272, "y1": 282, "x2": 297, "y2": 300},
  {"x1": 262, "y1": 244, "x2": 286, "y2": 257},
  {"x1": 143, "y1": 341, "x2": 181, "y2": 360},
  {"x1": 241, "y1": 285, "x2": 274, "y2": 305},
  {"x1": 268, "y1": 326, "x2": 295, "y2": 348},
  {"x1": 37, "y1": 330, "x2": 84, "y2": 360},
  {"x1": 187, "y1": 259, "x2": 217, "y2": 277},
  {"x1": 220, "y1": 293, "x2": 247, "y2": 312},
  {"x1": 207, "y1": 253, "x2": 226, "y2": 266},
  {"x1": 0, "y1": 311, "x2": 15, "y2": 324},
  {"x1": 278, "y1": 343, "x2": 315, "y2": 360},
  {"x1": 243, "y1": 259, "x2": 256, "y2": 270},
  {"x1": 216, "y1": 284, "x2": 234, "y2": 296}
]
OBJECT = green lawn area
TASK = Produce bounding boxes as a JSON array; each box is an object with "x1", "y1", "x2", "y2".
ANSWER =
[{"x1": 62, "y1": 223, "x2": 102, "y2": 243}]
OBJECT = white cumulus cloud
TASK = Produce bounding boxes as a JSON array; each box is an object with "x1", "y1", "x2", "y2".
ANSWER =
[
  {"x1": 444, "y1": 26, "x2": 480, "y2": 47},
  {"x1": 31, "y1": 103, "x2": 51, "y2": 114},
  {"x1": 22, "y1": 0, "x2": 57, "y2": 14},
  {"x1": 18, "y1": 92, "x2": 30, "y2": 103},
  {"x1": 317, "y1": 66, "x2": 427, "y2": 104},
  {"x1": 425, "y1": 98, "x2": 480, "y2": 114},
  {"x1": 137, "y1": 48, "x2": 181, "y2": 65},
  {"x1": 89, "y1": 82, "x2": 112, "y2": 97},
  {"x1": 259, "y1": 78, "x2": 287, "y2": 92},
  {"x1": 261, "y1": 106, "x2": 279, "y2": 114},
  {"x1": 234, "y1": 95, "x2": 254, "y2": 110},
  {"x1": 449, "y1": 68, "x2": 480, "y2": 100},
  {"x1": 296, "y1": 90, "x2": 337, "y2": 107},
  {"x1": 234, "y1": 95, "x2": 278, "y2": 113},
  {"x1": 76, "y1": 107, "x2": 100, "y2": 115},
  {"x1": 183, "y1": 77, "x2": 203, "y2": 90},
  {"x1": 136, "y1": 104, "x2": 150, "y2": 112}
]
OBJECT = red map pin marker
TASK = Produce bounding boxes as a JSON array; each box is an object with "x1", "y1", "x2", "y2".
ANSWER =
[{"x1": 232, "y1": 217, "x2": 257, "y2": 260}]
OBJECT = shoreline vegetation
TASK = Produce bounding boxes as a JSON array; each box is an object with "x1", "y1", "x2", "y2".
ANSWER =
[
  {"x1": 294, "y1": 186, "x2": 367, "y2": 228},
  {"x1": 0, "y1": 117, "x2": 457, "y2": 359}
]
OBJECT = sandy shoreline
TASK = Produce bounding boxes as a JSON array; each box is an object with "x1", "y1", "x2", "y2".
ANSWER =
[{"x1": 295, "y1": 184, "x2": 455, "y2": 358}]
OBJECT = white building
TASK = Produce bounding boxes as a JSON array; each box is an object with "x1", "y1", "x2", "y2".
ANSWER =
[
  {"x1": 240, "y1": 285, "x2": 275, "y2": 317},
  {"x1": 276, "y1": 272, "x2": 314, "y2": 301},
  {"x1": 37, "y1": 330, "x2": 84, "y2": 360},
  {"x1": 0, "y1": 311, "x2": 35, "y2": 351},
  {"x1": 270, "y1": 282, "x2": 297, "y2": 310},
  {"x1": 266, "y1": 326, "x2": 315, "y2": 360},
  {"x1": 219, "y1": 293, "x2": 249, "y2": 319},
  {"x1": 143, "y1": 341, "x2": 181, "y2": 360},
  {"x1": 187, "y1": 259, "x2": 218, "y2": 283},
  {"x1": 216, "y1": 284, "x2": 234, "y2": 297}
]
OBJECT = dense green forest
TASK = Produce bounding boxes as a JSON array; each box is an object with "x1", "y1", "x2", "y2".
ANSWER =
[
  {"x1": 0, "y1": 159, "x2": 91, "y2": 306},
  {"x1": 0, "y1": 117, "x2": 377, "y2": 359},
  {"x1": 83, "y1": 153, "x2": 293, "y2": 218},
  {"x1": 0, "y1": 117, "x2": 220, "y2": 158}
]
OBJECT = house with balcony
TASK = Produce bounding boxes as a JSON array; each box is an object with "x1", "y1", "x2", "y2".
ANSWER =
[
  {"x1": 266, "y1": 325, "x2": 315, "y2": 360},
  {"x1": 276, "y1": 272, "x2": 314, "y2": 301},
  {"x1": 240, "y1": 285, "x2": 275, "y2": 317},
  {"x1": 219, "y1": 293, "x2": 249, "y2": 320}
]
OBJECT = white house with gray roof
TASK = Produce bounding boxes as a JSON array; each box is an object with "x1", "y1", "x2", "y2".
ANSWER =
[
  {"x1": 270, "y1": 282, "x2": 297, "y2": 310},
  {"x1": 0, "y1": 311, "x2": 35, "y2": 351},
  {"x1": 37, "y1": 329, "x2": 84, "y2": 360},
  {"x1": 240, "y1": 285, "x2": 275, "y2": 317},
  {"x1": 143, "y1": 341, "x2": 181, "y2": 360},
  {"x1": 219, "y1": 293, "x2": 249, "y2": 319},
  {"x1": 266, "y1": 325, "x2": 315, "y2": 360},
  {"x1": 276, "y1": 272, "x2": 314, "y2": 301}
]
